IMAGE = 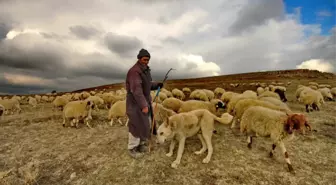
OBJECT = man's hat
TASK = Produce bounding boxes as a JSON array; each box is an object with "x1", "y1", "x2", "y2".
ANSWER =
[{"x1": 137, "y1": 48, "x2": 151, "y2": 59}]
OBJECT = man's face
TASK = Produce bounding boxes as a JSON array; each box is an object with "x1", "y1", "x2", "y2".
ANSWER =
[{"x1": 139, "y1": 56, "x2": 150, "y2": 65}]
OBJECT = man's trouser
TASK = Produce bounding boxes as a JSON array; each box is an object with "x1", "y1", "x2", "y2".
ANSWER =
[{"x1": 128, "y1": 115, "x2": 152, "y2": 150}]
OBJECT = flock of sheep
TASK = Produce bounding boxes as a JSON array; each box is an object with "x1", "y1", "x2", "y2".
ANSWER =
[{"x1": 0, "y1": 81, "x2": 335, "y2": 172}]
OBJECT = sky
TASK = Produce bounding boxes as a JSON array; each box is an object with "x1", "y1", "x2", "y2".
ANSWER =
[{"x1": 0, "y1": 0, "x2": 335, "y2": 95}]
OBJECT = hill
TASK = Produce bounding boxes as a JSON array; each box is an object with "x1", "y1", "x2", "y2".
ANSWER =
[{"x1": 73, "y1": 69, "x2": 336, "y2": 93}]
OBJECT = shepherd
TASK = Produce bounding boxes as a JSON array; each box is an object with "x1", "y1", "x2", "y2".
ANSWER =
[{"x1": 125, "y1": 48, "x2": 163, "y2": 158}]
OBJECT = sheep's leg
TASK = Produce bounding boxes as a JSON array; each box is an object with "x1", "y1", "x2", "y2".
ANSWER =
[
  {"x1": 231, "y1": 118, "x2": 237, "y2": 129},
  {"x1": 305, "y1": 105, "x2": 310, "y2": 113},
  {"x1": 109, "y1": 118, "x2": 114, "y2": 126},
  {"x1": 195, "y1": 134, "x2": 207, "y2": 155},
  {"x1": 75, "y1": 119, "x2": 80, "y2": 128},
  {"x1": 85, "y1": 118, "x2": 92, "y2": 129},
  {"x1": 171, "y1": 137, "x2": 186, "y2": 169},
  {"x1": 247, "y1": 134, "x2": 253, "y2": 149},
  {"x1": 201, "y1": 130, "x2": 213, "y2": 163},
  {"x1": 279, "y1": 141, "x2": 294, "y2": 173},
  {"x1": 62, "y1": 117, "x2": 67, "y2": 127},
  {"x1": 125, "y1": 118, "x2": 129, "y2": 126},
  {"x1": 269, "y1": 144, "x2": 276, "y2": 157},
  {"x1": 166, "y1": 140, "x2": 176, "y2": 157},
  {"x1": 118, "y1": 118, "x2": 122, "y2": 125}
]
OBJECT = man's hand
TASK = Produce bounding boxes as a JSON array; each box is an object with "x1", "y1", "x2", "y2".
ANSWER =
[
  {"x1": 157, "y1": 83, "x2": 164, "y2": 88},
  {"x1": 142, "y1": 107, "x2": 149, "y2": 113}
]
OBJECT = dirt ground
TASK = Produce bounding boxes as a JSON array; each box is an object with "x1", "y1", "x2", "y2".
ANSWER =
[{"x1": 0, "y1": 80, "x2": 336, "y2": 185}]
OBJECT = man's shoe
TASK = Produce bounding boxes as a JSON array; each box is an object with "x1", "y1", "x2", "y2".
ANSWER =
[
  {"x1": 128, "y1": 148, "x2": 144, "y2": 159},
  {"x1": 137, "y1": 144, "x2": 148, "y2": 153}
]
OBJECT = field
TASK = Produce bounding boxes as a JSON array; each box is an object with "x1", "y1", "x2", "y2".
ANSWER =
[{"x1": 0, "y1": 69, "x2": 336, "y2": 185}]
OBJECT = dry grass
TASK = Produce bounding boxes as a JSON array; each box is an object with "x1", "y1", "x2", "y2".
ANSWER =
[{"x1": 1, "y1": 77, "x2": 336, "y2": 185}]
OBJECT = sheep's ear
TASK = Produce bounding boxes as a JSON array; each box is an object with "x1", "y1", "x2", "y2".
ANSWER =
[{"x1": 87, "y1": 101, "x2": 91, "y2": 105}]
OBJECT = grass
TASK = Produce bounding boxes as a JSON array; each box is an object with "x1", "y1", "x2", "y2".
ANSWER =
[{"x1": 0, "y1": 74, "x2": 336, "y2": 185}]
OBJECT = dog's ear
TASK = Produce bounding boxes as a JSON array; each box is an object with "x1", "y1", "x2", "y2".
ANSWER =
[{"x1": 163, "y1": 116, "x2": 169, "y2": 127}]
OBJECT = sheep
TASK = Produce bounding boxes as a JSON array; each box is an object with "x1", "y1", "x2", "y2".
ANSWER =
[
  {"x1": 270, "y1": 85, "x2": 286, "y2": 92},
  {"x1": 162, "y1": 97, "x2": 183, "y2": 112},
  {"x1": 178, "y1": 99, "x2": 225, "y2": 116},
  {"x1": 28, "y1": 97, "x2": 37, "y2": 108},
  {"x1": 86, "y1": 95, "x2": 105, "y2": 110},
  {"x1": 317, "y1": 88, "x2": 333, "y2": 101},
  {"x1": 160, "y1": 88, "x2": 173, "y2": 97},
  {"x1": 214, "y1": 87, "x2": 225, "y2": 98},
  {"x1": 220, "y1": 91, "x2": 239, "y2": 104},
  {"x1": 295, "y1": 86, "x2": 311, "y2": 100},
  {"x1": 172, "y1": 88, "x2": 185, "y2": 100},
  {"x1": 0, "y1": 99, "x2": 22, "y2": 115},
  {"x1": 158, "y1": 91, "x2": 168, "y2": 101},
  {"x1": 151, "y1": 102, "x2": 177, "y2": 125},
  {"x1": 240, "y1": 106, "x2": 310, "y2": 173},
  {"x1": 182, "y1": 87, "x2": 191, "y2": 94},
  {"x1": 108, "y1": 100, "x2": 129, "y2": 126},
  {"x1": 80, "y1": 91, "x2": 91, "y2": 100},
  {"x1": 243, "y1": 90, "x2": 257, "y2": 98},
  {"x1": 308, "y1": 82, "x2": 319, "y2": 87},
  {"x1": 52, "y1": 96, "x2": 69, "y2": 111},
  {"x1": 309, "y1": 85, "x2": 318, "y2": 90},
  {"x1": 256, "y1": 87, "x2": 264, "y2": 96},
  {"x1": 62, "y1": 100, "x2": 95, "y2": 128},
  {"x1": 203, "y1": 89, "x2": 215, "y2": 100},
  {"x1": 331, "y1": 87, "x2": 336, "y2": 100},
  {"x1": 318, "y1": 84, "x2": 331, "y2": 88},
  {"x1": 189, "y1": 89, "x2": 209, "y2": 101},
  {"x1": 258, "y1": 91, "x2": 281, "y2": 100},
  {"x1": 231, "y1": 98, "x2": 292, "y2": 129},
  {"x1": 298, "y1": 88, "x2": 324, "y2": 112},
  {"x1": 101, "y1": 93, "x2": 124, "y2": 109},
  {"x1": 0, "y1": 104, "x2": 4, "y2": 119},
  {"x1": 226, "y1": 93, "x2": 258, "y2": 114},
  {"x1": 258, "y1": 97, "x2": 291, "y2": 111}
]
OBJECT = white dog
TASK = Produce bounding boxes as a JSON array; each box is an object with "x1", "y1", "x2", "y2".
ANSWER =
[{"x1": 156, "y1": 109, "x2": 233, "y2": 168}]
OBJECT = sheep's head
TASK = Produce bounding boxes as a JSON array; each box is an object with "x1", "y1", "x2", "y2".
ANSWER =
[
  {"x1": 156, "y1": 117, "x2": 175, "y2": 144},
  {"x1": 285, "y1": 113, "x2": 308, "y2": 134},
  {"x1": 274, "y1": 89, "x2": 287, "y2": 102}
]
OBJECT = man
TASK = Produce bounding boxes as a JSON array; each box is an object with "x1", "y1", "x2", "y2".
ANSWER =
[{"x1": 125, "y1": 48, "x2": 163, "y2": 158}]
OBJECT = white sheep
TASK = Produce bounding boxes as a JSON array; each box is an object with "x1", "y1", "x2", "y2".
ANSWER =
[
  {"x1": 86, "y1": 95, "x2": 105, "y2": 110},
  {"x1": 80, "y1": 91, "x2": 91, "y2": 100},
  {"x1": 182, "y1": 87, "x2": 191, "y2": 94},
  {"x1": 152, "y1": 102, "x2": 177, "y2": 125},
  {"x1": 108, "y1": 100, "x2": 129, "y2": 126},
  {"x1": 256, "y1": 87, "x2": 264, "y2": 96},
  {"x1": 318, "y1": 84, "x2": 331, "y2": 88},
  {"x1": 62, "y1": 100, "x2": 95, "y2": 128},
  {"x1": 190, "y1": 89, "x2": 209, "y2": 101},
  {"x1": 258, "y1": 91, "x2": 280, "y2": 100},
  {"x1": 214, "y1": 87, "x2": 225, "y2": 98},
  {"x1": 162, "y1": 97, "x2": 184, "y2": 112},
  {"x1": 295, "y1": 86, "x2": 311, "y2": 100},
  {"x1": 240, "y1": 106, "x2": 310, "y2": 173},
  {"x1": 28, "y1": 97, "x2": 37, "y2": 108},
  {"x1": 226, "y1": 93, "x2": 258, "y2": 114},
  {"x1": 331, "y1": 87, "x2": 336, "y2": 100},
  {"x1": 0, "y1": 99, "x2": 22, "y2": 115},
  {"x1": 178, "y1": 99, "x2": 224, "y2": 116},
  {"x1": 220, "y1": 91, "x2": 239, "y2": 104},
  {"x1": 203, "y1": 89, "x2": 215, "y2": 100},
  {"x1": 317, "y1": 88, "x2": 333, "y2": 101},
  {"x1": 298, "y1": 88, "x2": 324, "y2": 112},
  {"x1": 270, "y1": 85, "x2": 286, "y2": 92},
  {"x1": 258, "y1": 97, "x2": 291, "y2": 111},
  {"x1": 231, "y1": 98, "x2": 292, "y2": 129},
  {"x1": 172, "y1": 88, "x2": 185, "y2": 100},
  {"x1": 52, "y1": 96, "x2": 70, "y2": 111},
  {"x1": 101, "y1": 93, "x2": 124, "y2": 109},
  {"x1": 308, "y1": 82, "x2": 319, "y2": 87},
  {"x1": 160, "y1": 88, "x2": 173, "y2": 97}
]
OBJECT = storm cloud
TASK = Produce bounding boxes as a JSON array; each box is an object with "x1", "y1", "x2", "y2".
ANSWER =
[{"x1": 0, "y1": 0, "x2": 334, "y2": 94}]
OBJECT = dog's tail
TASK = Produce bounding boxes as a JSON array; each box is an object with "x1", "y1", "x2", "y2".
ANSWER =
[{"x1": 214, "y1": 112, "x2": 233, "y2": 125}]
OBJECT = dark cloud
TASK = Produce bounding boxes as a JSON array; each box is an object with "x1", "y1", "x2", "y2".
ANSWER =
[
  {"x1": 0, "y1": 33, "x2": 67, "y2": 72},
  {"x1": 69, "y1": 25, "x2": 101, "y2": 39},
  {"x1": 229, "y1": 0, "x2": 285, "y2": 34},
  {"x1": 104, "y1": 32, "x2": 143, "y2": 58}
]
